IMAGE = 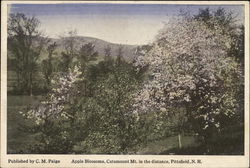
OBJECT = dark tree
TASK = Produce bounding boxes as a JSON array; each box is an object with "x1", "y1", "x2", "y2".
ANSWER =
[
  {"x1": 42, "y1": 42, "x2": 57, "y2": 88},
  {"x1": 194, "y1": 7, "x2": 244, "y2": 64},
  {"x1": 116, "y1": 45, "x2": 124, "y2": 66},
  {"x1": 78, "y1": 43, "x2": 98, "y2": 72},
  {"x1": 8, "y1": 13, "x2": 48, "y2": 95},
  {"x1": 104, "y1": 45, "x2": 112, "y2": 61}
]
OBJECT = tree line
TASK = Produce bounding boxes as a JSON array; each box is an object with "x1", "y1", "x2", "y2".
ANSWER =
[{"x1": 7, "y1": 14, "x2": 125, "y2": 95}]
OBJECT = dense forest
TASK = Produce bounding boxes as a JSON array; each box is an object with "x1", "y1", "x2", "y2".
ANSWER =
[{"x1": 7, "y1": 7, "x2": 244, "y2": 154}]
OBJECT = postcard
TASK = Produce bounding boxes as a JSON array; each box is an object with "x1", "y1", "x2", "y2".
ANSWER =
[{"x1": 1, "y1": 1, "x2": 249, "y2": 168}]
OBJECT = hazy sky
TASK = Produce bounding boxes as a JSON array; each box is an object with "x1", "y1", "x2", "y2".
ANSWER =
[{"x1": 9, "y1": 3, "x2": 244, "y2": 45}]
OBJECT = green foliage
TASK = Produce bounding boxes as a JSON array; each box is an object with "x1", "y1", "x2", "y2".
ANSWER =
[
  {"x1": 73, "y1": 60, "x2": 145, "y2": 154},
  {"x1": 19, "y1": 51, "x2": 145, "y2": 154}
]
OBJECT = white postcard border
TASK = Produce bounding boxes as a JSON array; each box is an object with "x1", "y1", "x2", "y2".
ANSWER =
[{"x1": 1, "y1": 1, "x2": 249, "y2": 168}]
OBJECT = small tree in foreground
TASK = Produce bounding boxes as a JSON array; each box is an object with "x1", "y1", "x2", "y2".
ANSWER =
[{"x1": 20, "y1": 66, "x2": 82, "y2": 153}]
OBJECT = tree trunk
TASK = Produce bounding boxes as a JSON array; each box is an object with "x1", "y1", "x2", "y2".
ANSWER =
[
  {"x1": 178, "y1": 133, "x2": 182, "y2": 149},
  {"x1": 17, "y1": 71, "x2": 20, "y2": 89},
  {"x1": 30, "y1": 71, "x2": 33, "y2": 96}
]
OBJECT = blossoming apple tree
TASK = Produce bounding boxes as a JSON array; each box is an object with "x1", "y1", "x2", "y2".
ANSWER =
[
  {"x1": 133, "y1": 18, "x2": 243, "y2": 150},
  {"x1": 20, "y1": 66, "x2": 83, "y2": 153}
]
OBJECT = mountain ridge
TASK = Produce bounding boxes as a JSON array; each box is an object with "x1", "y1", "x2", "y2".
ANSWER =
[{"x1": 49, "y1": 36, "x2": 138, "y2": 61}]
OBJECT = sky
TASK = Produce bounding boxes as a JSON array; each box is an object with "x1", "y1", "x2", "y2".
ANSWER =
[{"x1": 9, "y1": 3, "x2": 244, "y2": 45}]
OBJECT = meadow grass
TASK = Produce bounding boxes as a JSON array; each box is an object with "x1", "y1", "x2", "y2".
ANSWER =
[{"x1": 138, "y1": 135, "x2": 197, "y2": 154}]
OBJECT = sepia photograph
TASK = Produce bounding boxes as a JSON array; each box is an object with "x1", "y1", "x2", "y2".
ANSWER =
[{"x1": 1, "y1": 1, "x2": 249, "y2": 168}]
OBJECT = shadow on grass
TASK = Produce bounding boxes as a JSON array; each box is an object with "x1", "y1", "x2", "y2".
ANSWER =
[{"x1": 159, "y1": 124, "x2": 244, "y2": 155}]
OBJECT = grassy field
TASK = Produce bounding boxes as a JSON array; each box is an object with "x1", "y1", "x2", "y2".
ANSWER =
[
  {"x1": 7, "y1": 95, "x2": 198, "y2": 154},
  {"x1": 137, "y1": 136, "x2": 198, "y2": 154}
]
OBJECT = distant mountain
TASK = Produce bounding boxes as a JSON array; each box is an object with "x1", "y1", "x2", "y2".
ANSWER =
[{"x1": 50, "y1": 36, "x2": 138, "y2": 61}]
